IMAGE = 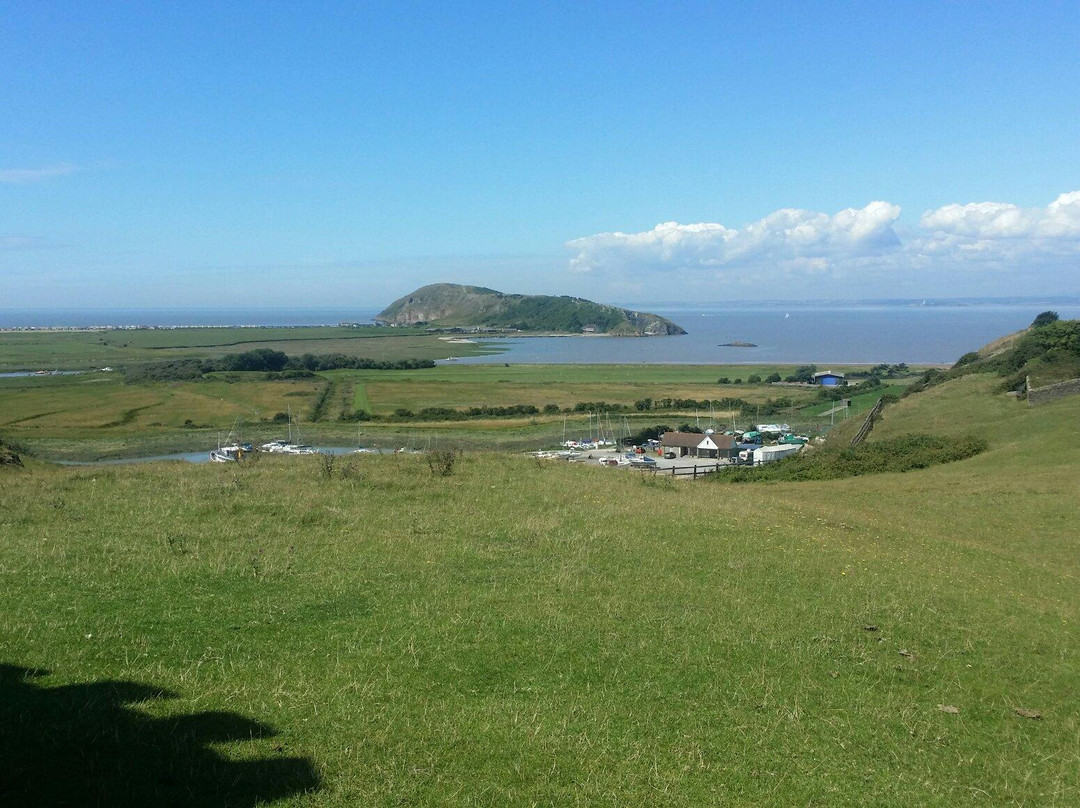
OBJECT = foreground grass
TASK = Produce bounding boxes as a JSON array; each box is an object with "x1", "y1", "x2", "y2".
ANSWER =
[{"x1": 1, "y1": 374, "x2": 1078, "y2": 805}]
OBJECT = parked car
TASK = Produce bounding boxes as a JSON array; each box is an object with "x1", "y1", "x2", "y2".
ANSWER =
[{"x1": 663, "y1": 451, "x2": 676, "y2": 459}]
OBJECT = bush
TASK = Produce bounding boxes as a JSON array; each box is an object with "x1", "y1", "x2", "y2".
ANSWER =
[
  {"x1": 953, "y1": 351, "x2": 981, "y2": 369},
  {"x1": 340, "y1": 410, "x2": 373, "y2": 422},
  {"x1": 623, "y1": 425, "x2": 671, "y2": 446},
  {"x1": 747, "y1": 374, "x2": 762, "y2": 384},
  {"x1": 766, "y1": 373, "x2": 782, "y2": 383},
  {"x1": 1032, "y1": 310, "x2": 1059, "y2": 328},
  {"x1": 718, "y1": 433, "x2": 989, "y2": 483},
  {"x1": 426, "y1": 449, "x2": 459, "y2": 476}
]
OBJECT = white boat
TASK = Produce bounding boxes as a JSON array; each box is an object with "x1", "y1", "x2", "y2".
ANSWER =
[
  {"x1": 261, "y1": 407, "x2": 316, "y2": 454},
  {"x1": 211, "y1": 419, "x2": 252, "y2": 462},
  {"x1": 210, "y1": 444, "x2": 247, "y2": 462}
]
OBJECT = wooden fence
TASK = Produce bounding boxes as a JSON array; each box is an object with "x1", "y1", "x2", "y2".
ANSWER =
[
  {"x1": 642, "y1": 463, "x2": 726, "y2": 479},
  {"x1": 850, "y1": 398, "x2": 884, "y2": 447}
]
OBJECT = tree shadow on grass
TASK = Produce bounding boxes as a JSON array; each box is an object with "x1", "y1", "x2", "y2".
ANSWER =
[{"x1": 0, "y1": 664, "x2": 320, "y2": 807}]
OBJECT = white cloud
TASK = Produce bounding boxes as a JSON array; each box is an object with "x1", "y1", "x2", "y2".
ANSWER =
[
  {"x1": 567, "y1": 201, "x2": 902, "y2": 275},
  {"x1": 0, "y1": 163, "x2": 78, "y2": 184},
  {"x1": 919, "y1": 192, "x2": 1080, "y2": 240},
  {"x1": 566, "y1": 194, "x2": 1080, "y2": 293}
]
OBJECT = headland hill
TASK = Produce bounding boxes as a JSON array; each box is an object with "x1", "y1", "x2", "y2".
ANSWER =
[{"x1": 374, "y1": 283, "x2": 687, "y2": 336}]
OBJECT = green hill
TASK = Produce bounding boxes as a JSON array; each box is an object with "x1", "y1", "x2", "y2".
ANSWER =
[
  {"x1": 913, "y1": 311, "x2": 1080, "y2": 393},
  {"x1": 375, "y1": 283, "x2": 686, "y2": 335}
]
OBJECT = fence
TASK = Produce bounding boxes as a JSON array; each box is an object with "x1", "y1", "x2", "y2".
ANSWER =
[
  {"x1": 850, "y1": 398, "x2": 884, "y2": 447},
  {"x1": 643, "y1": 462, "x2": 726, "y2": 479}
]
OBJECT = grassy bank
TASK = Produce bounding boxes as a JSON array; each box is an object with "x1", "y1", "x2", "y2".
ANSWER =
[{"x1": 1, "y1": 373, "x2": 1078, "y2": 805}]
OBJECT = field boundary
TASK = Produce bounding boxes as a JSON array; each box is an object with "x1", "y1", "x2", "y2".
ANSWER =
[
  {"x1": 1027, "y1": 375, "x2": 1080, "y2": 406},
  {"x1": 850, "y1": 398, "x2": 884, "y2": 446}
]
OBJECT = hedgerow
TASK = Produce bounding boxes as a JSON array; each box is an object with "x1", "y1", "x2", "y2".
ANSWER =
[{"x1": 717, "y1": 433, "x2": 989, "y2": 483}]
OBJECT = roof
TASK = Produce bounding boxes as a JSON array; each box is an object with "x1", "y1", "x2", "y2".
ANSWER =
[
  {"x1": 812, "y1": 370, "x2": 845, "y2": 379},
  {"x1": 660, "y1": 431, "x2": 705, "y2": 448},
  {"x1": 698, "y1": 434, "x2": 736, "y2": 450},
  {"x1": 756, "y1": 444, "x2": 801, "y2": 455}
]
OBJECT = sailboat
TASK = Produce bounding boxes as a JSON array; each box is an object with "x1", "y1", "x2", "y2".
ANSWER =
[
  {"x1": 260, "y1": 407, "x2": 317, "y2": 454},
  {"x1": 210, "y1": 418, "x2": 252, "y2": 462}
]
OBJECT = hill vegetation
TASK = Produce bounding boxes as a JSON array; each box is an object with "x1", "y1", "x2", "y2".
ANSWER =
[
  {"x1": 375, "y1": 283, "x2": 686, "y2": 335},
  {"x1": 912, "y1": 311, "x2": 1080, "y2": 393}
]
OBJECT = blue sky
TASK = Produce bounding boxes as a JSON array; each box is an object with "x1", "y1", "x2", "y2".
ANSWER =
[{"x1": 2, "y1": 1, "x2": 1079, "y2": 307}]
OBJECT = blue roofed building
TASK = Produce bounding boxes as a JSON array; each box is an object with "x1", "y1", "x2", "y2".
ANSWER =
[{"x1": 812, "y1": 370, "x2": 846, "y2": 387}]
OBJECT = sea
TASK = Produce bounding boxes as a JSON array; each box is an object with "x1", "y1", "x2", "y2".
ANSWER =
[{"x1": 3, "y1": 302, "x2": 1079, "y2": 366}]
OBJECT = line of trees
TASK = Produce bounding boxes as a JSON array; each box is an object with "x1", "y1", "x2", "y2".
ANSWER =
[{"x1": 124, "y1": 349, "x2": 436, "y2": 382}]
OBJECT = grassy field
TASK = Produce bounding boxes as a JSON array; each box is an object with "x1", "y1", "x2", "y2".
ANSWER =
[
  {"x1": 1, "y1": 373, "x2": 1078, "y2": 805},
  {"x1": 333, "y1": 365, "x2": 823, "y2": 417},
  {"x1": 0, "y1": 364, "x2": 866, "y2": 460}
]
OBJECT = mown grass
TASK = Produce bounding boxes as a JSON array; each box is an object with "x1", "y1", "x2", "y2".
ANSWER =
[
  {"x1": 803, "y1": 383, "x2": 909, "y2": 416},
  {"x1": 1, "y1": 373, "x2": 1078, "y2": 805}
]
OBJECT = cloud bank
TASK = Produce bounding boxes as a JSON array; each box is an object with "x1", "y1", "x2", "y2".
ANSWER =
[
  {"x1": 567, "y1": 193, "x2": 1080, "y2": 291},
  {"x1": 0, "y1": 163, "x2": 78, "y2": 184}
]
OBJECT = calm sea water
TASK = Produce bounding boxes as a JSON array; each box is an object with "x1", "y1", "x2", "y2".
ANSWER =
[
  {"x1": 3, "y1": 303, "x2": 1078, "y2": 365},
  {"x1": 458, "y1": 304, "x2": 1080, "y2": 365}
]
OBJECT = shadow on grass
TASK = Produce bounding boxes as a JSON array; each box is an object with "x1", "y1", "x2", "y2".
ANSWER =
[{"x1": 0, "y1": 664, "x2": 319, "y2": 806}]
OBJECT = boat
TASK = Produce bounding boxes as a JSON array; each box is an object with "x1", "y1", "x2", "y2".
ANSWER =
[
  {"x1": 260, "y1": 407, "x2": 316, "y2": 454},
  {"x1": 210, "y1": 444, "x2": 247, "y2": 463},
  {"x1": 210, "y1": 419, "x2": 252, "y2": 462}
]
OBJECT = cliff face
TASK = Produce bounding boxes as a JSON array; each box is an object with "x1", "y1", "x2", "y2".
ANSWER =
[{"x1": 375, "y1": 284, "x2": 686, "y2": 335}]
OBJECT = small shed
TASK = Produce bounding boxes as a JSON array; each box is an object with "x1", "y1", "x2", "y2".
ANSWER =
[{"x1": 813, "y1": 370, "x2": 846, "y2": 387}]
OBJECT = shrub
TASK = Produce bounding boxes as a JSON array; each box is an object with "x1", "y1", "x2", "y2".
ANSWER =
[
  {"x1": 1032, "y1": 310, "x2": 1059, "y2": 328},
  {"x1": 718, "y1": 433, "x2": 989, "y2": 483},
  {"x1": 953, "y1": 351, "x2": 981, "y2": 369},
  {"x1": 426, "y1": 449, "x2": 459, "y2": 476}
]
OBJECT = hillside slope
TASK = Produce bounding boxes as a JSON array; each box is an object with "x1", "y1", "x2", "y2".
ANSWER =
[
  {"x1": 375, "y1": 283, "x2": 686, "y2": 335},
  {"x1": 2, "y1": 368, "x2": 1079, "y2": 805}
]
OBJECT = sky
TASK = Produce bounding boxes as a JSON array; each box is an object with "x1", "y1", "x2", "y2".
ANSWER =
[{"x1": 2, "y1": 1, "x2": 1079, "y2": 308}]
